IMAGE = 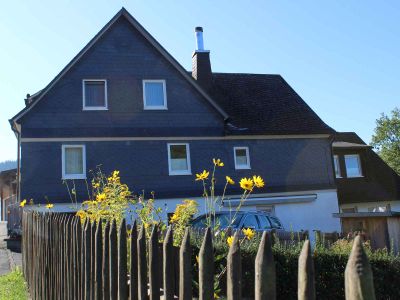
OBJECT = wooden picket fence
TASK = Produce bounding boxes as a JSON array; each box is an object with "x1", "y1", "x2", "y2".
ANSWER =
[{"x1": 22, "y1": 210, "x2": 376, "y2": 299}]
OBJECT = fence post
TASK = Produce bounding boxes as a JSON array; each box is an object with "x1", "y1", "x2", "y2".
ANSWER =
[
  {"x1": 179, "y1": 228, "x2": 192, "y2": 300},
  {"x1": 103, "y1": 221, "x2": 111, "y2": 300},
  {"x1": 118, "y1": 219, "x2": 128, "y2": 300},
  {"x1": 149, "y1": 225, "x2": 160, "y2": 300},
  {"x1": 255, "y1": 231, "x2": 276, "y2": 300},
  {"x1": 163, "y1": 226, "x2": 175, "y2": 300},
  {"x1": 91, "y1": 220, "x2": 97, "y2": 298},
  {"x1": 227, "y1": 232, "x2": 241, "y2": 300},
  {"x1": 345, "y1": 235, "x2": 376, "y2": 300},
  {"x1": 298, "y1": 240, "x2": 316, "y2": 300},
  {"x1": 137, "y1": 225, "x2": 147, "y2": 300},
  {"x1": 76, "y1": 217, "x2": 82, "y2": 300},
  {"x1": 95, "y1": 220, "x2": 103, "y2": 300},
  {"x1": 110, "y1": 219, "x2": 119, "y2": 300},
  {"x1": 199, "y1": 227, "x2": 214, "y2": 300},
  {"x1": 130, "y1": 221, "x2": 138, "y2": 300},
  {"x1": 84, "y1": 219, "x2": 92, "y2": 300}
]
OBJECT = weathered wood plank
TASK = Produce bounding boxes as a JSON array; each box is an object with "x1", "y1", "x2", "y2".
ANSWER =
[
  {"x1": 227, "y1": 232, "x2": 241, "y2": 300},
  {"x1": 345, "y1": 235, "x2": 376, "y2": 300},
  {"x1": 95, "y1": 220, "x2": 103, "y2": 300},
  {"x1": 129, "y1": 221, "x2": 138, "y2": 300},
  {"x1": 199, "y1": 227, "x2": 214, "y2": 300},
  {"x1": 255, "y1": 231, "x2": 276, "y2": 300},
  {"x1": 103, "y1": 221, "x2": 111, "y2": 300},
  {"x1": 298, "y1": 240, "x2": 315, "y2": 300},
  {"x1": 137, "y1": 225, "x2": 147, "y2": 300},
  {"x1": 149, "y1": 225, "x2": 160, "y2": 300},
  {"x1": 119, "y1": 219, "x2": 128, "y2": 300},
  {"x1": 110, "y1": 219, "x2": 119, "y2": 300},
  {"x1": 163, "y1": 226, "x2": 174, "y2": 300}
]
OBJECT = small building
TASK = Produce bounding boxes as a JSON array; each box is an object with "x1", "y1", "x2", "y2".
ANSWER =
[
  {"x1": 332, "y1": 132, "x2": 400, "y2": 251},
  {"x1": 0, "y1": 168, "x2": 17, "y2": 222}
]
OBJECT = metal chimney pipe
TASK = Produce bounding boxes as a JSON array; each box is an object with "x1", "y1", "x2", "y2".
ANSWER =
[{"x1": 195, "y1": 27, "x2": 204, "y2": 51}]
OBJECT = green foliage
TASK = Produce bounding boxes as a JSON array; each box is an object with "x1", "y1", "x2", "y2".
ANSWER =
[
  {"x1": 0, "y1": 268, "x2": 28, "y2": 300},
  {"x1": 371, "y1": 107, "x2": 400, "y2": 175},
  {"x1": 189, "y1": 234, "x2": 400, "y2": 299},
  {"x1": 170, "y1": 199, "x2": 198, "y2": 246}
]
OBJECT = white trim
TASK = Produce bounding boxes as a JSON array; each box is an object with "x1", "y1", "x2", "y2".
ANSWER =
[
  {"x1": 233, "y1": 146, "x2": 251, "y2": 169},
  {"x1": 82, "y1": 79, "x2": 108, "y2": 110},
  {"x1": 61, "y1": 144, "x2": 87, "y2": 180},
  {"x1": 167, "y1": 143, "x2": 191, "y2": 175},
  {"x1": 344, "y1": 154, "x2": 363, "y2": 178},
  {"x1": 20, "y1": 134, "x2": 330, "y2": 143},
  {"x1": 143, "y1": 80, "x2": 167, "y2": 110}
]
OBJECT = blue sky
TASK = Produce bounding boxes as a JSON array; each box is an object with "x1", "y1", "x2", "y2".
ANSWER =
[{"x1": 1, "y1": 1, "x2": 399, "y2": 161}]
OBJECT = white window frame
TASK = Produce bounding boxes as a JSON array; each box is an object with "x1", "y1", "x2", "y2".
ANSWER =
[
  {"x1": 82, "y1": 79, "x2": 108, "y2": 110},
  {"x1": 344, "y1": 154, "x2": 363, "y2": 178},
  {"x1": 143, "y1": 79, "x2": 168, "y2": 110},
  {"x1": 62, "y1": 145, "x2": 86, "y2": 180},
  {"x1": 234, "y1": 146, "x2": 251, "y2": 169},
  {"x1": 333, "y1": 155, "x2": 341, "y2": 178},
  {"x1": 167, "y1": 143, "x2": 191, "y2": 175}
]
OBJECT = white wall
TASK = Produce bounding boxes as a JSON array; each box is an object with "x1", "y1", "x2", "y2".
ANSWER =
[{"x1": 341, "y1": 200, "x2": 400, "y2": 212}]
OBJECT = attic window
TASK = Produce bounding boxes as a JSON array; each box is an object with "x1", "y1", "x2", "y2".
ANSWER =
[
  {"x1": 345, "y1": 154, "x2": 362, "y2": 177},
  {"x1": 143, "y1": 80, "x2": 167, "y2": 109},
  {"x1": 234, "y1": 147, "x2": 251, "y2": 169},
  {"x1": 83, "y1": 80, "x2": 108, "y2": 110}
]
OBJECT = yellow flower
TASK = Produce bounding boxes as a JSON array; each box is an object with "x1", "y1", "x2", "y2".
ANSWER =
[
  {"x1": 225, "y1": 176, "x2": 235, "y2": 185},
  {"x1": 195, "y1": 170, "x2": 209, "y2": 181},
  {"x1": 19, "y1": 199, "x2": 27, "y2": 208},
  {"x1": 112, "y1": 170, "x2": 120, "y2": 178},
  {"x1": 213, "y1": 158, "x2": 224, "y2": 167},
  {"x1": 195, "y1": 255, "x2": 199, "y2": 265},
  {"x1": 253, "y1": 175, "x2": 265, "y2": 188},
  {"x1": 96, "y1": 193, "x2": 106, "y2": 202},
  {"x1": 170, "y1": 214, "x2": 179, "y2": 223},
  {"x1": 227, "y1": 236, "x2": 234, "y2": 247},
  {"x1": 92, "y1": 182, "x2": 100, "y2": 189},
  {"x1": 239, "y1": 177, "x2": 254, "y2": 191},
  {"x1": 214, "y1": 292, "x2": 220, "y2": 299},
  {"x1": 45, "y1": 203, "x2": 54, "y2": 209},
  {"x1": 242, "y1": 228, "x2": 255, "y2": 240},
  {"x1": 76, "y1": 210, "x2": 86, "y2": 219}
]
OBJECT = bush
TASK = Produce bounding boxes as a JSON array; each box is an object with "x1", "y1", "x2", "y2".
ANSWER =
[{"x1": 189, "y1": 233, "x2": 400, "y2": 299}]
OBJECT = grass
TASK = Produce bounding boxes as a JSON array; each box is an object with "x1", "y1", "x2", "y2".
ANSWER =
[{"x1": 0, "y1": 268, "x2": 28, "y2": 300}]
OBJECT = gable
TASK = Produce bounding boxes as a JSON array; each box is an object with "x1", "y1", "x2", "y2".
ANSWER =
[
  {"x1": 13, "y1": 8, "x2": 228, "y2": 137},
  {"x1": 11, "y1": 8, "x2": 228, "y2": 137}
]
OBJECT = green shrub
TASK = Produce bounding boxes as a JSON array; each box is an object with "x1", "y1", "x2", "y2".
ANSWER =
[{"x1": 189, "y1": 234, "x2": 400, "y2": 299}]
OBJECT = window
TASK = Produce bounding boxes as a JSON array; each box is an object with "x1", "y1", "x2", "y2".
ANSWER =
[
  {"x1": 342, "y1": 207, "x2": 357, "y2": 213},
  {"x1": 241, "y1": 214, "x2": 259, "y2": 229},
  {"x1": 167, "y1": 143, "x2": 191, "y2": 175},
  {"x1": 234, "y1": 147, "x2": 250, "y2": 169},
  {"x1": 345, "y1": 154, "x2": 362, "y2": 177},
  {"x1": 143, "y1": 80, "x2": 167, "y2": 109},
  {"x1": 257, "y1": 215, "x2": 272, "y2": 229},
  {"x1": 62, "y1": 145, "x2": 86, "y2": 179},
  {"x1": 333, "y1": 155, "x2": 341, "y2": 178},
  {"x1": 83, "y1": 80, "x2": 107, "y2": 110}
]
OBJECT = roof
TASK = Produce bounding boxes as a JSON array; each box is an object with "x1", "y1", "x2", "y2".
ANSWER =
[
  {"x1": 10, "y1": 8, "x2": 335, "y2": 137},
  {"x1": 9, "y1": 7, "x2": 228, "y2": 129},
  {"x1": 209, "y1": 73, "x2": 335, "y2": 135}
]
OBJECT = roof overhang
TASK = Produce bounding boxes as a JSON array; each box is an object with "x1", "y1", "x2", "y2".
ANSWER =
[
  {"x1": 333, "y1": 211, "x2": 400, "y2": 218},
  {"x1": 332, "y1": 141, "x2": 370, "y2": 149}
]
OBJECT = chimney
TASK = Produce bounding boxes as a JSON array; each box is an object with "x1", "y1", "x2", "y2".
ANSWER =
[{"x1": 192, "y1": 27, "x2": 212, "y2": 91}]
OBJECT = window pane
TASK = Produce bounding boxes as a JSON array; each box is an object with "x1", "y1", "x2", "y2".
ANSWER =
[
  {"x1": 145, "y1": 82, "x2": 165, "y2": 107},
  {"x1": 65, "y1": 148, "x2": 83, "y2": 174},
  {"x1": 85, "y1": 81, "x2": 105, "y2": 107},
  {"x1": 345, "y1": 155, "x2": 361, "y2": 177},
  {"x1": 170, "y1": 145, "x2": 188, "y2": 171},
  {"x1": 334, "y1": 155, "x2": 341, "y2": 177},
  {"x1": 257, "y1": 215, "x2": 272, "y2": 229},
  {"x1": 235, "y1": 148, "x2": 248, "y2": 166},
  {"x1": 241, "y1": 215, "x2": 258, "y2": 229}
]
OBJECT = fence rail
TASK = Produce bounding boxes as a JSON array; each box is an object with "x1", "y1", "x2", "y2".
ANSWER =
[{"x1": 22, "y1": 211, "x2": 376, "y2": 299}]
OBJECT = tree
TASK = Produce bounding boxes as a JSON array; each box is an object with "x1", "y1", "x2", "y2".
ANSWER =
[{"x1": 371, "y1": 108, "x2": 400, "y2": 175}]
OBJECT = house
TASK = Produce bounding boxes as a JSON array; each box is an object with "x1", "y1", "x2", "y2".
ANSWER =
[
  {"x1": 9, "y1": 8, "x2": 341, "y2": 233},
  {"x1": 332, "y1": 132, "x2": 400, "y2": 250},
  {"x1": 0, "y1": 168, "x2": 17, "y2": 222}
]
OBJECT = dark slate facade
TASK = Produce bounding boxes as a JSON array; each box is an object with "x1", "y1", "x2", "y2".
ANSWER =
[{"x1": 11, "y1": 8, "x2": 337, "y2": 204}]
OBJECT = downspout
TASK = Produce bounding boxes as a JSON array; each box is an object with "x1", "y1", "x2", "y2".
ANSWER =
[{"x1": 16, "y1": 130, "x2": 21, "y2": 202}]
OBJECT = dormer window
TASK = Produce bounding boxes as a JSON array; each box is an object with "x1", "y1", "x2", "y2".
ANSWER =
[
  {"x1": 143, "y1": 80, "x2": 167, "y2": 110},
  {"x1": 83, "y1": 80, "x2": 108, "y2": 110},
  {"x1": 345, "y1": 154, "x2": 362, "y2": 177}
]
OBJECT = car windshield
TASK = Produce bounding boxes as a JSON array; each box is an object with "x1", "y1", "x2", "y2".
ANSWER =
[{"x1": 192, "y1": 213, "x2": 243, "y2": 228}]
